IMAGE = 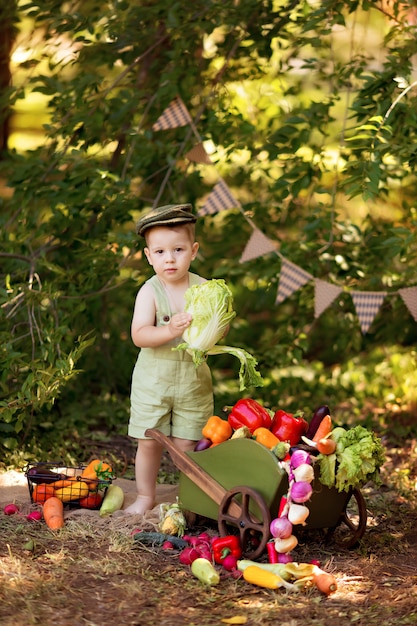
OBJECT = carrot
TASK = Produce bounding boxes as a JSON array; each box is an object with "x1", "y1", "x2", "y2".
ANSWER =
[
  {"x1": 43, "y1": 496, "x2": 65, "y2": 530},
  {"x1": 312, "y1": 415, "x2": 332, "y2": 442},
  {"x1": 312, "y1": 569, "x2": 338, "y2": 595},
  {"x1": 52, "y1": 477, "x2": 77, "y2": 489}
]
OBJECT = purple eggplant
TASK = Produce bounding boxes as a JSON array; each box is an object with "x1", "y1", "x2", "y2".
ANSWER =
[
  {"x1": 26, "y1": 466, "x2": 66, "y2": 484},
  {"x1": 193, "y1": 438, "x2": 212, "y2": 452},
  {"x1": 305, "y1": 404, "x2": 330, "y2": 439}
]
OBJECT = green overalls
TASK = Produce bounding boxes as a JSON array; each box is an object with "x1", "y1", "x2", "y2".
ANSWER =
[{"x1": 128, "y1": 273, "x2": 214, "y2": 440}]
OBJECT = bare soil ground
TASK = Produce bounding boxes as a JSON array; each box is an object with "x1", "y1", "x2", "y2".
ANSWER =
[{"x1": 0, "y1": 434, "x2": 416, "y2": 626}]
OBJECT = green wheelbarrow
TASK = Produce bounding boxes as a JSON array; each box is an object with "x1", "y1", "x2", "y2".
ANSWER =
[{"x1": 146, "y1": 429, "x2": 367, "y2": 560}]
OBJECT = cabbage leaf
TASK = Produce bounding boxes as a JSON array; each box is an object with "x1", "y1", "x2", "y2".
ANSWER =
[{"x1": 174, "y1": 279, "x2": 264, "y2": 390}]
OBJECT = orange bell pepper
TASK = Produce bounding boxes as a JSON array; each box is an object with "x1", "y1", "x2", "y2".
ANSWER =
[
  {"x1": 202, "y1": 415, "x2": 232, "y2": 444},
  {"x1": 81, "y1": 459, "x2": 115, "y2": 490},
  {"x1": 253, "y1": 427, "x2": 281, "y2": 449}
]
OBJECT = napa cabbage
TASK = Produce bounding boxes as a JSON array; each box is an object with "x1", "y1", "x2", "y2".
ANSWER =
[{"x1": 174, "y1": 279, "x2": 263, "y2": 390}]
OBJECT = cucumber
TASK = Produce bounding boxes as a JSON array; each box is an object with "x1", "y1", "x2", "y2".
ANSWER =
[{"x1": 99, "y1": 484, "x2": 125, "y2": 516}]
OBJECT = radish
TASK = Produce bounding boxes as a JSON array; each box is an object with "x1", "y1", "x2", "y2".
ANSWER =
[
  {"x1": 3, "y1": 503, "x2": 19, "y2": 515},
  {"x1": 27, "y1": 511, "x2": 42, "y2": 522},
  {"x1": 179, "y1": 547, "x2": 200, "y2": 565},
  {"x1": 222, "y1": 554, "x2": 238, "y2": 571}
]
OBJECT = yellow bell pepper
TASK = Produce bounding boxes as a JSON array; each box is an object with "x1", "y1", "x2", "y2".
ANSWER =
[{"x1": 54, "y1": 480, "x2": 90, "y2": 502}]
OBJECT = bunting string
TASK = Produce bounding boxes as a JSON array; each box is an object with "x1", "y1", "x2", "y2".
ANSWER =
[{"x1": 149, "y1": 95, "x2": 417, "y2": 334}]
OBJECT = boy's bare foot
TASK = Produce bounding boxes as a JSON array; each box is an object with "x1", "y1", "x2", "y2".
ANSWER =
[{"x1": 124, "y1": 495, "x2": 154, "y2": 515}]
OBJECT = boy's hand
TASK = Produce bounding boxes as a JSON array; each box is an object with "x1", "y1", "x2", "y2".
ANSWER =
[{"x1": 168, "y1": 312, "x2": 192, "y2": 338}]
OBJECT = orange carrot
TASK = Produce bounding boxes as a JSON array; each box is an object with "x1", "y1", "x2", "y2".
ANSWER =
[
  {"x1": 43, "y1": 496, "x2": 65, "y2": 530},
  {"x1": 52, "y1": 477, "x2": 77, "y2": 489},
  {"x1": 312, "y1": 415, "x2": 332, "y2": 442},
  {"x1": 312, "y1": 569, "x2": 338, "y2": 595}
]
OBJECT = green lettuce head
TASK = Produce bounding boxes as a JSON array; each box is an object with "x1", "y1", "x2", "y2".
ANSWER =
[{"x1": 175, "y1": 279, "x2": 263, "y2": 391}]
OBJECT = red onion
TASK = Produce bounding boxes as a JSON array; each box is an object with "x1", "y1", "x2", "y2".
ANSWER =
[
  {"x1": 269, "y1": 515, "x2": 293, "y2": 539},
  {"x1": 277, "y1": 552, "x2": 293, "y2": 564},
  {"x1": 290, "y1": 480, "x2": 313, "y2": 503},
  {"x1": 290, "y1": 449, "x2": 311, "y2": 468}
]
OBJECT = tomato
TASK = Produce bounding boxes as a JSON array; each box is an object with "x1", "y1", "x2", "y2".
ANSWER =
[
  {"x1": 32, "y1": 484, "x2": 55, "y2": 503},
  {"x1": 79, "y1": 492, "x2": 103, "y2": 509}
]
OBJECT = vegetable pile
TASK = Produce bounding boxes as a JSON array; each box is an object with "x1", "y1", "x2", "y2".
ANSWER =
[
  {"x1": 195, "y1": 400, "x2": 385, "y2": 495},
  {"x1": 134, "y1": 529, "x2": 338, "y2": 595},
  {"x1": 174, "y1": 279, "x2": 264, "y2": 390}
]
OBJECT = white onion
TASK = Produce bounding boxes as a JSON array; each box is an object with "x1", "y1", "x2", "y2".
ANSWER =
[
  {"x1": 288, "y1": 502, "x2": 310, "y2": 525},
  {"x1": 292, "y1": 463, "x2": 315, "y2": 483}
]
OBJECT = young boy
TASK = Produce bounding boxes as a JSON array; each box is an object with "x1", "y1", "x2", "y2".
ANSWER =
[{"x1": 124, "y1": 204, "x2": 214, "y2": 515}]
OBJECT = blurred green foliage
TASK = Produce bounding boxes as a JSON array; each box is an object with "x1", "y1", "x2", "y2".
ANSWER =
[{"x1": 1, "y1": 0, "x2": 417, "y2": 467}]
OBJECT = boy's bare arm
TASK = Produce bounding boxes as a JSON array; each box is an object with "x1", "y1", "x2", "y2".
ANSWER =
[{"x1": 131, "y1": 283, "x2": 191, "y2": 348}]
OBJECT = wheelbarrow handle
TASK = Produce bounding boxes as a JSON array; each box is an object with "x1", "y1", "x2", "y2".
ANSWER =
[{"x1": 145, "y1": 428, "x2": 241, "y2": 517}]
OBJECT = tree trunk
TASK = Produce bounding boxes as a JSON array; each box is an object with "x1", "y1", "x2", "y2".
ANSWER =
[{"x1": 0, "y1": 1, "x2": 18, "y2": 157}]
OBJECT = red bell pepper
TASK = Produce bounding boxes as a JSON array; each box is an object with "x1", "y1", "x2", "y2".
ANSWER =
[
  {"x1": 270, "y1": 409, "x2": 308, "y2": 446},
  {"x1": 228, "y1": 398, "x2": 272, "y2": 434},
  {"x1": 211, "y1": 535, "x2": 242, "y2": 565}
]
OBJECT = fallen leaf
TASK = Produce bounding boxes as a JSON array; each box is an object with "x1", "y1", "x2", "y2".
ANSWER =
[{"x1": 221, "y1": 617, "x2": 247, "y2": 625}]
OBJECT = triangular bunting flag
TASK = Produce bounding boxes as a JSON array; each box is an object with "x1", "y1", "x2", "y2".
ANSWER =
[
  {"x1": 240, "y1": 229, "x2": 278, "y2": 263},
  {"x1": 185, "y1": 142, "x2": 213, "y2": 164},
  {"x1": 152, "y1": 97, "x2": 192, "y2": 131},
  {"x1": 275, "y1": 258, "x2": 313, "y2": 304},
  {"x1": 398, "y1": 286, "x2": 417, "y2": 321},
  {"x1": 198, "y1": 179, "x2": 240, "y2": 216},
  {"x1": 314, "y1": 279, "x2": 343, "y2": 318},
  {"x1": 351, "y1": 291, "x2": 387, "y2": 334}
]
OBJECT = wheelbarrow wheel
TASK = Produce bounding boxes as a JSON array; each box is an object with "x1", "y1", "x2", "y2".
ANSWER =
[
  {"x1": 218, "y1": 486, "x2": 271, "y2": 560},
  {"x1": 332, "y1": 487, "x2": 367, "y2": 548}
]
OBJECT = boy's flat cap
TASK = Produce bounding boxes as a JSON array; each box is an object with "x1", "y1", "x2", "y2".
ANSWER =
[{"x1": 136, "y1": 203, "x2": 197, "y2": 236}]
